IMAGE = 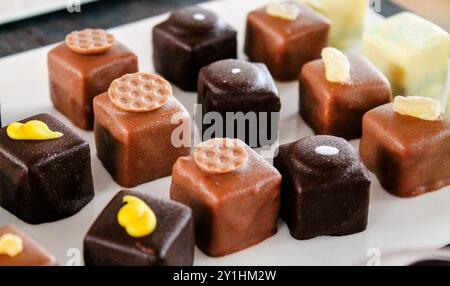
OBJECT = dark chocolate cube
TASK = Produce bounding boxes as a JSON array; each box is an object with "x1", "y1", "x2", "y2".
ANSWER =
[
  {"x1": 84, "y1": 190, "x2": 194, "y2": 266},
  {"x1": 198, "y1": 59, "x2": 281, "y2": 147},
  {"x1": 274, "y1": 135, "x2": 371, "y2": 240},
  {"x1": 153, "y1": 6, "x2": 237, "y2": 91},
  {"x1": 0, "y1": 114, "x2": 95, "y2": 224},
  {"x1": 48, "y1": 41, "x2": 138, "y2": 130},
  {"x1": 360, "y1": 104, "x2": 450, "y2": 197},
  {"x1": 300, "y1": 53, "x2": 392, "y2": 139},
  {"x1": 245, "y1": 1, "x2": 330, "y2": 81}
]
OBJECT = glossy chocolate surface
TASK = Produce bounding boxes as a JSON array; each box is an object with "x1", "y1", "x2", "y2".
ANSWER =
[
  {"x1": 48, "y1": 41, "x2": 138, "y2": 130},
  {"x1": 170, "y1": 145, "x2": 281, "y2": 257},
  {"x1": 153, "y1": 6, "x2": 237, "y2": 91},
  {"x1": 198, "y1": 59, "x2": 281, "y2": 147},
  {"x1": 360, "y1": 104, "x2": 450, "y2": 197},
  {"x1": 300, "y1": 53, "x2": 392, "y2": 139},
  {"x1": 0, "y1": 225, "x2": 57, "y2": 266},
  {"x1": 274, "y1": 135, "x2": 371, "y2": 240},
  {"x1": 94, "y1": 93, "x2": 191, "y2": 188},
  {"x1": 0, "y1": 114, "x2": 94, "y2": 224},
  {"x1": 245, "y1": 1, "x2": 330, "y2": 81},
  {"x1": 84, "y1": 190, "x2": 194, "y2": 266}
]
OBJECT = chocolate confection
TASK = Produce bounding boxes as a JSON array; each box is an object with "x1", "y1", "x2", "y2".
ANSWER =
[
  {"x1": 84, "y1": 190, "x2": 194, "y2": 266},
  {"x1": 274, "y1": 135, "x2": 371, "y2": 240},
  {"x1": 93, "y1": 73, "x2": 191, "y2": 188},
  {"x1": 153, "y1": 6, "x2": 237, "y2": 91},
  {"x1": 170, "y1": 138, "x2": 281, "y2": 257},
  {"x1": 360, "y1": 103, "x2": 450, "y2": 197},
  {"x1": 0, "y1": 225, "x2": 57, "y2": 266},
  {"x1": 300, "y1": 52, "x2": 392, "y2": 139},
  {"x1": 0, "y1": 113, "x2": 94, "y2": 224},
  {"x1": 48, "y1": 30, "x2": 138, "y2": 130},
  {"x1": 198, "y1": 59, "x2": 281, "y2": 147},
  {"x1": 363, "y1": 12, "x2": 449, "y2": 98},
  {"x1": 244, "y1": 1, "x2": 330, "y2": 81}
]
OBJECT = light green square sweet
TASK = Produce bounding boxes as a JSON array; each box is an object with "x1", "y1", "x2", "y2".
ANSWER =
[
  {"x1": 363, "y1": 12, "x2": 450, "y2": 99},
  {"x1": 299, "y1": 0, "x2": 367, "y2": 49}
]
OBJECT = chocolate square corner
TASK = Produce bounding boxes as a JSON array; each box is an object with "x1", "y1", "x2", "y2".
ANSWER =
[
  {"x1": 83, "y1": 190, "x2": 194, "y2": 266},
  {"x1": 0, "y1": 113, "x2": 94, "y2": 224}
]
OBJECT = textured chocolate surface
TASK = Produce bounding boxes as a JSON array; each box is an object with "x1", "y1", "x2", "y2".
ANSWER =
[
  {"x1": 244, "y1": 1, "x2": 330, "y2": 81},
  {"x1": 153, "y1": 6, "x2": 237, "y2": 91},
  {"x1": 300, "y1": 53, "x2": 392, "y2": 139},
  {"x1": 0, "y1": 113, "x2": 94, "y2": 224},
  {"x1": 360, "y1": 104, "x2": 450, "y2": 197},
  {"x1": 48, "y1": 41, "x2": 138, "y2": 130},
  {"x1": 0, "y1": 225, "x2": 57, "y2": 266},
  {"x1": 84, "y1": 190, "x2": 194, "y2": 266},
  {"x1": 198, "y1": 59, "x2": 281, "y2": 147},
  {"x1": 94, "y1": 93, "x2": 191, "y2": 188},
  {"x1": 170, "y1": 144, "x2": 281, "y2": 257},
  {"x1": 274, "y1": 135, "x2": 371, "y2": 240}
]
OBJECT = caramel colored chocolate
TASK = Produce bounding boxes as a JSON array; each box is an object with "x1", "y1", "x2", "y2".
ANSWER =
[
  {"x1": 170, "y1": 144, "x2": 281, "y2": 257},
  {"x1": 94, "y1": 93, "x2": 191, "y2": 188},
  {"x1": 153, "y1": 6, "x2": 237, "y2": 91},
  {"x1": 360, "y1": 104, "x2": 450, "y2": 197},
  {"x1": 274, "y1": 136, "x2": 371, "y2": 240},
  {"x1": 244, "y1": 1, "x2": 330, "y2": 81},
  {"x1": 0, "y1": 114, "x2": 94, "y2": 224},
  {"x1": 84, "y1": 190, "x2": 194, "y2": 266},
  {"x1": 300, "y1": 53, "x2": 392, "y2": 139},
  {"x1": 0, "y1": 225, "x2": 57, "y2": 266},
  {"x1": 65, "y1": 29, "x2": 116, "y2": 55},
  {"x1": 198, "y1": 59, "x2": 280, "y2": 147},
  {"x1": 48, "y1": 41, "x2": 138, "y2": 130}
]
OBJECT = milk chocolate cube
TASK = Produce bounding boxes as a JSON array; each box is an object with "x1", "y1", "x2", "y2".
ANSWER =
[
  {"x1": 170, "y1": 142, "x2": 281, "y2": 257},
  {"x1": 363, "y1": 12, "x2": 450, "y2": 98},
  {"x1": 198, "y1": 59, "x2": 281, "y2": 147},
  {"x1": 244, "y1": 1, "x2": 330, "y2": 81},
  {"x1": 84, "y1": 190, "x2": 194, "y2": 266},
  {"x1": 93, "y1": 93, "x2": 191, "y2": 188},
  {"x1": 360, "y1": 104, "x2": 450, "y2": 197},
  {"x1": 0, "y1": 114, "x2": 94, "y2": 224},
  {"x1": 301, "y1": 0, "x2": 367, "y2": 49},
  {"x1": 0, "y1": 225, "x2": 57, "y2": 266},
  {"x1": 48, "y1": 39, "x2": 138, "y2": 130},
  {"x1": 300, "y1": 53, "x2": 392, "y2": 139},
  {"x1": 153, "y1": 6, "x2": 237, "y2": 91},
  {"x1": 274, "y1": 136, "x2": 371, "y2": 240}
]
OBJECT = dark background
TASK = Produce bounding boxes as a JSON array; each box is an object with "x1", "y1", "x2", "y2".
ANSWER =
[
  {"x1": 0, "y1": 0, "x2": 205, "y2": 58},
  {"x1": 0, "y1": 0, "x2": 404, "y2": 58}
]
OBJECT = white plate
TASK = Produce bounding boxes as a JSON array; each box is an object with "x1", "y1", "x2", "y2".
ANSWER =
[
  {"x1": 0, "y1": 0, "x2": 449, "y2": 266},
  {"x1": 0, "y1": 0, "x2": 98, "y2": 25}
]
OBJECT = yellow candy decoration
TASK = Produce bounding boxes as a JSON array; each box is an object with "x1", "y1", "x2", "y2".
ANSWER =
[
  {"x1": 0, "y1": 233, "x2": 24, "y2": 257},
  {"x1": 117, "y1": 195, "x2": 157, "y2": 238},
  {"x1": 7, "y1": 120, "x2": 63, "y2": 140}
]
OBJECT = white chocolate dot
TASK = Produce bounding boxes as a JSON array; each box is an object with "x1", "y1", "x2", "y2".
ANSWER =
[
  {"x1": 231, "y1": 68, "x2": 242, "y2": 74},
  {"x1": 193, "y1": 13, "x2": 206, "y2": 21},
  {"x1": 315, "y1": 145, "x2": 339, "y2": 156}
]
